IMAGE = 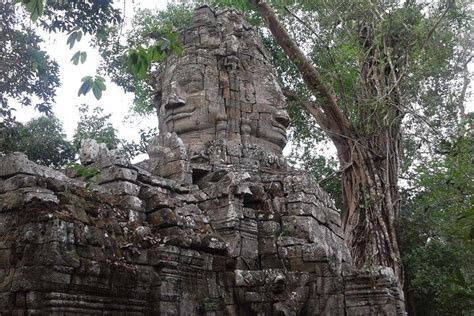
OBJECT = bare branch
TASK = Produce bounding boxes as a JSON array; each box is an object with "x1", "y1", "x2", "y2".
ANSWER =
[
  {"x1": 458, "y1": 54, "x2": 473, "y2": 124},
  {"x1": 419, "y1": 2, "x2": 452, "y2": 52}
]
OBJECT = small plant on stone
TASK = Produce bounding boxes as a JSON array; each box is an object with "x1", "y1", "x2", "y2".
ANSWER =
[
  {"x1": 66, "y1": 163, "x2": 100, "y2": 187},
  {"x1": 200, "y1": 297, "x2": 214, "y2": 312},
  {"x1": 280, "y1": 225, "x2": 291, "y2": 237}
]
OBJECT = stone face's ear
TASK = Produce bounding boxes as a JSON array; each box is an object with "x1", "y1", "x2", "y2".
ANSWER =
[
  {"x1": 155, "y1": 91, "x2": 162, "y2": 110},
  {"x1": 146, "y1": 135, "x2": 161, "y2": 158}
]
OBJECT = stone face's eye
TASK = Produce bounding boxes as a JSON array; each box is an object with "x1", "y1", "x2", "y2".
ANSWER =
[{"x1": 176, "y1": 68, "x2": 203, "y2": 94}]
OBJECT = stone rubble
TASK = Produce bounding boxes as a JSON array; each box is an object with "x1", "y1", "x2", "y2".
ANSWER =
[{"x1": 0, "y1": 5, "x2": 405, "y2": 315}]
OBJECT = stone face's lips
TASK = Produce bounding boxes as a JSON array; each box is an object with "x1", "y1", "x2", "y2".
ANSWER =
[
  {"x1": 164, "y1": 107, "x2": 196, "y2": 124},
  {"x1": 271, "y1": 121, "x2": 287, "y2": 137}
]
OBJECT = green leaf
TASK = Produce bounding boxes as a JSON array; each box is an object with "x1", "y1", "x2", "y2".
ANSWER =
[
  {"x1": 77, "y1": 76, "x2": 106, "y2": 99},
  {"x1": 32, "y1": 61, "x2": 38, "y2": 72},
  {"x1": 66, "y1": 163, "x2": 99, "y2": 184},
  {"x1": 92, "y1": 82, "x2": 102, "y2": 100},
  {"x1": 24, "y1": 0, "x2": 43, "y2": 22},
  {"x1": 95, "y1": 78, "x2": 106, "y2": 91},
  {"x1": 172, "y1": 44, "x2": 183, "y2": 56},
  {"x1": 138, "y1": 56, "x2": 148, "y2": 79},
  {"x1": 147, "y1": 46, "x2": 156, "y2": 61},
  {"x1": 80, "y1": 52, "x2": 87, "y2": 64},
  {"x1": 78, "y1": 77, "x2": 93, "y2": 96},
  {"x1": 129, "y1": 52, "x2": 138, "y2": 65},
  {"x1": 75, "y1": 31, "x2": 83, "y2": 42},
  {"x1": 70, "y1": 51, "x2": 81, "y2": 65},
  {"x1": 66, "y1": 32, "x2": 77, "y2": 49},
  {"x1": 66, "y1": 31, "x2": 82, "y2": 49}
]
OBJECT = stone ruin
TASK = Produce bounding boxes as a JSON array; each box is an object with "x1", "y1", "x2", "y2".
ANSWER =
[{"x1": 0, "y1": 6, "x2": 405, "y2": 315}]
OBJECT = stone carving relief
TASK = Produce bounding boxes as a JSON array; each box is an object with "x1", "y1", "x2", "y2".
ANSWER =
[{"x1": 155, "y1": 7, "x2": 290, "y2": 155}]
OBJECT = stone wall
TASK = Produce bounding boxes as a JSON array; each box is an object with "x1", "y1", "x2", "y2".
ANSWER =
[{"x1": 0, "y1": 143, "x2": 404, "y2": 315}]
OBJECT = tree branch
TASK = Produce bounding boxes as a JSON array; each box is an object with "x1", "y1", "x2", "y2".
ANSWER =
[
  {"x1": 283, "y1": 88, "x2": 357, "y2": 160},
  {"x1": 283, "y1": 6, "x2": 351, "y2": 106},
  {"x1": 419, "y1": 1, "x2": 452, "y2": 52},
  {"x1": 249, "y1": 0, "x2": 351, "y2": 138}
]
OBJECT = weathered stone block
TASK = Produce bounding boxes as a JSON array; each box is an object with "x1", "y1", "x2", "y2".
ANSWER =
[
  {"x1": 148, "y1": 208, "x2": 180, "y2": 228},
  {"x1": 281, "y1": 215, "x2": 321, "y2": 243},
  {"x1": 0, "y1": 188, "x2": 59, "y2": 211},
  {"x1": 0, "y1": 174, "x2": 38, "y2": 193},
  {"x1": 99, "y1": 166, "x2": 138, "y2": 183},
  {"x1": 259, "y1": 221, "x2": 281, "y2": 237},
  {"x1": 258, "y1": 237, "x2": 277, "y2": 255},
  {"x1": 260, "y1": 255, "x2": 285, "y2": 269},
  {"x1": 240, "y1": 236, "x2": 258, "y2": 259},
  {"x1": 100, "y1": 181, "x2": 140, "y2": 196},
  {"x1": 302, "y1": 243, "x2": 330, "y2": 262}
]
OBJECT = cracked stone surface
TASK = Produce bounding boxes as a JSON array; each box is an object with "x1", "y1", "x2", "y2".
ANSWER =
[{"x1": 0, "y1": 6, "x2": 405, "y2": 315}]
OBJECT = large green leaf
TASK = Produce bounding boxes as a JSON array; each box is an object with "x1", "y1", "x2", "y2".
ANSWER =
[
  {"x1": 66, "y1": 33, "x2": 76, "y2": 49},
  {"x1": 70, "y1": 51, "x2": 81, "y2": 65},
  {"x1": 95, "y1": 78, "x2": 106, "y2": 91},
  {"x1": 78, "y1": 77, "x2": 93, "y2": 96},
  {"x1": 92, "y1": 83, "x2": 102, "y2": 100},
  {"x1": 22, "y1": 0, "x2": 43, "y2": 22},
  {"x1": 80, "y1": 52, "x2": 87, "y2": 64},
  {"x1": 66, "y1": 31, "x2": 83, "y2": 49}
]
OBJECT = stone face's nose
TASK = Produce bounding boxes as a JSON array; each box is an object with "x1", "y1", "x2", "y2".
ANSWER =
[
  {"x1": 165, "y1": 96, "x2": 186, "y2": 111},
  {"x1": 274, "y1": 111, "x2": 290, "y2": 129}
]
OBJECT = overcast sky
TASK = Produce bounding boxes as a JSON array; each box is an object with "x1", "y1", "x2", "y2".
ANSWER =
[{"x1": 15, "y1": 0, "x2": 169, "y2": 145}]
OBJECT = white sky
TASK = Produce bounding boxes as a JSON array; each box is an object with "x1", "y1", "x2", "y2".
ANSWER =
[{"x1": 15, "y1": 0, "x2": 169, "y2": 145}]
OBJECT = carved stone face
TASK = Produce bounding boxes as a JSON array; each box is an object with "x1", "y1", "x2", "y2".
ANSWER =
[
  {"x1": 158, "y1": 62, "x2": 216, "y2": 140},
  {"x1": 155, "y1": 7, "x2": 290, "y2": 154},
  {"x1": 256, "y1": 108, "x2": 290, "y2": 149},
  {"x1": 253, "y1": 75, "x2": 290, "y2": 150}
]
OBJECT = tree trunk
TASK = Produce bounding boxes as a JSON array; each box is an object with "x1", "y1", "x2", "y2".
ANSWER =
[
  {"x1": 340, "y1": 133, "x2": 403, "y2": 284},
  {"x1": 250, "y1": 0, "x2": 404, "y2": 285}
]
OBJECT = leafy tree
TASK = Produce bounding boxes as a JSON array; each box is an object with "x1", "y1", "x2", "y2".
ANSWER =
[
  {"x1": 93, "y1": 2, "x2": 194, "y2": 114},
  {"x1": 73, "y1": 104, "x2": 120, "y2": 150},
  {"x1": 0, "y1": 2, "x2": 60, "y2": 125},
  {"x1": 72, "y1": 104, "x2": 157, "y2": 160},
  {"x1": 234, "y1": 0, "x2": 471, "y2": 286},
  {"x1": 39, "y1": 0, "x2": 122, "y2": 33},
  {"x1": 0, "y1": 116, "x2": 75, "y2": 168},
  {"x1": 400, "y1": 131, "x2": 474, "y2": 315},
  {"x1": 0, "y1": 0, "x2": 123, "y2": 127},
  {"x1": 119, "y1": 127, "x2": 158, "y2": 160}
]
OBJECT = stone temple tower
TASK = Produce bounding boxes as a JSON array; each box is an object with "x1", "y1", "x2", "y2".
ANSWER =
[
  {"x1": 0, "y1": 5, "x2": 405, "y2": 315},
  {"x1": 155, "y1": 5, "x2": 289, "y2": 154}
]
